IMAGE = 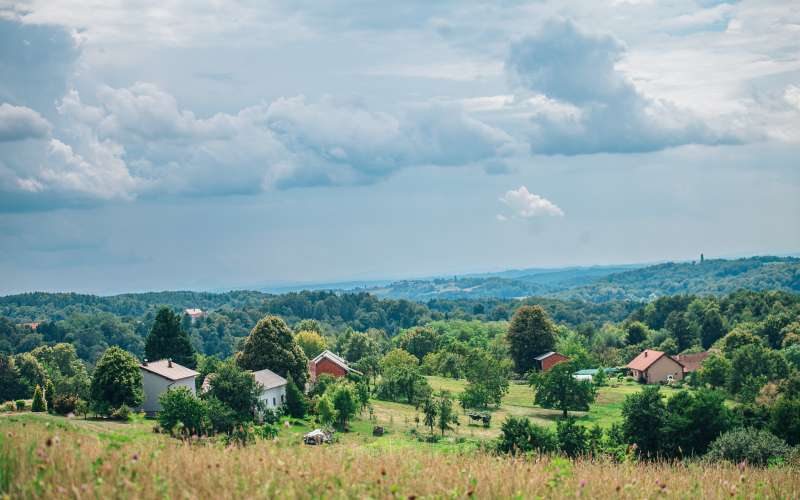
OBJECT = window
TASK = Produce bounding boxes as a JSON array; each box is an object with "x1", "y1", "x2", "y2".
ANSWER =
[{"x1": 272, "y1": 397, "x2": 276, "y2": 406}]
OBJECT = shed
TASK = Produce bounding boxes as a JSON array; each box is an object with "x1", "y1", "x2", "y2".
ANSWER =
[
  {"x1": 309, "y1": 350, "x2": 362, "y2": 382},
  {"x1": 139, "y1": 359, "x2": 199, "y2": 414},
  {"x1": 533, "y1": 351, "x2": 570, "y2": 372}
]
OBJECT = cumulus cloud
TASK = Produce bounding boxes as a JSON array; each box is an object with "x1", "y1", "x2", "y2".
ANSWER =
[
  {"x1": 506, "y1": 20, "x2": 740, "y2": 155},
  {"x1": 0, "y1": 103, "x2": 51, "y2": 141},
  {"x1": 499, "y1": 186, "x2": 564, "y2": 219}
]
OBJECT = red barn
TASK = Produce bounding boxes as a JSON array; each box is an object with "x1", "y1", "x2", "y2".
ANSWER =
[
  {"x1": 308, "y1": 350, "x2": 362, "y2": 382},
  {"x1": 534, "y1": 351, "x2": 570, "y2": 372}
]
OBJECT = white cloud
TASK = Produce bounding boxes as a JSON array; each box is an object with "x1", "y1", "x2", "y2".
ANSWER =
[
  {"x1": 0, "y1": 103, "x2": 51, "y2": 141},
  {"x1": 786, "y1": 85, "x2": 800, "y2": 111},
  {"x1": 500, "y1": 186, "x2": 564, "y2": 218}
]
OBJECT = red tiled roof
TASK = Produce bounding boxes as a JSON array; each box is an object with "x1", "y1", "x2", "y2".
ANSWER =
[
  {"x1": 674, "y1": 352, "x2": 710, "y2": 373},
  {"x1": 626, "y1": 349, "x2": 684, "y2": 372}
]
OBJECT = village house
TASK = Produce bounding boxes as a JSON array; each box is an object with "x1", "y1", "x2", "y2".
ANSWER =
[
  {"x1": 184, "y1": 308, "x2": 206, "y2": 323},
  {"x1": 139, "y1": 359, "x2": 199, "y2": 414},
  {"x1": 308, "y1": 350, "x2": 362, "y2": 382},
  {"x1": 533, "y1": 351, "x2": 570, "y2": 372},
  {"x1": 626, "y1": 349, "x2": 684, "y2": 384},
  {"x1": 674, "y1": 351, "x2": 711, "y2": 375},
  {"x1": 253, "y1": 368, "x2": 288, "y2": 410}
]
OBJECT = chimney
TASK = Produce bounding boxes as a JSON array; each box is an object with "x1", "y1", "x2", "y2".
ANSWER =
[
  {"x1": 644, "y1": 351, "x2": 647, "y2": 357},
  {"x1": 168, "y1": 358, "x2": 172, "y2": 368}
]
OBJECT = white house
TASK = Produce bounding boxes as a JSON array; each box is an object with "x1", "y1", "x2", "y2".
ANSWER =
[
  {"x1": 139, "y1": 359, "x2": 199, "y2": 415},
  {"x1": 253, "y1": 368, "x2": 288, "y2": 411}
]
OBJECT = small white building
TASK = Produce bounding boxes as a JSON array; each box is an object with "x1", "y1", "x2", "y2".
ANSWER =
[
  {"x1": 253, "y1": 368, "x2": 288, "y2": 410},
  {"x1": 139, "y1": 359, "x2": 199, "y2": 415}
]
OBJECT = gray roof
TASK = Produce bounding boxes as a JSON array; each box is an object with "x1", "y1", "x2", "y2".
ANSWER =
[
  {"x1": 534, "y1": 351, "x2": 556, "y2": 361},
  {"x1": 252, "y1": 368, "x2": 288, "y2": 390},
  {"x1": 140, "y1": 359, "x2": 199, "y2": 381}
]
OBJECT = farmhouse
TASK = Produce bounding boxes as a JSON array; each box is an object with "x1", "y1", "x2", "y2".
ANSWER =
[
  {"x1": 533, "y1": 351, "x2": 570, "y2": 372},
  {"x1": 674, "y1": 351, "x2": 710, "y2": 374},
  {"x1": 253, "y1": 368, "x2": 288, "y2": 410},
  {"x1": 184, "y1": 308, "x2": 205, "y2": 323},
  {"x1": 309, "y1": 350, "x2": 362, "y2": 382},
  {"x1": 139, "y1": 359, "x2": 199, "y2": 414},
  {"x1": 626, "y1": 349, "x2": 684, "y2": 384}
]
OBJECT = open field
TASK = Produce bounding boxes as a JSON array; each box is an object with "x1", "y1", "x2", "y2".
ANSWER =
[{"x1": 2, "y1": 414, "x2": 798, "y2": 499}]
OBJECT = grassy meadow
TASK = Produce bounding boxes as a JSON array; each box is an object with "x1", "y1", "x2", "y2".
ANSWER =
[{"x1": 2, "y1": 413, "x2": 799, "y2": 499}]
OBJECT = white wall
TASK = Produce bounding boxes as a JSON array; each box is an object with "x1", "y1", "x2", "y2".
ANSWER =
[
  {"x1": 140, "y1": 370, "x2": 196, "y2": 413},
  {"x1": 259, "y1": 385, "x2": 287, "y2": 410}
]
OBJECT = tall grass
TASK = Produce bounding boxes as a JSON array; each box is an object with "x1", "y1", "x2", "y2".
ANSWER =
[{"x1": 1, "y1": 417, "x2": 798, "y2": 499}]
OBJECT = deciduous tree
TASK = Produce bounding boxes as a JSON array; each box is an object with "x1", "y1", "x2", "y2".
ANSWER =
[{"x1": 507, "y1": 305, "x2": 556, "y2": 374}]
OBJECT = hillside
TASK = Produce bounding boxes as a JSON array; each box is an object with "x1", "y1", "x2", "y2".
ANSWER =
[{"x1": 366, "y1": 257, "x2": 800, "y2": 302}]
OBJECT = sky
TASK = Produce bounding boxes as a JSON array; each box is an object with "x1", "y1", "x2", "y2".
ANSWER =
[{"x1": 0, "y1": 0, "x2": 798, "y2": 295}]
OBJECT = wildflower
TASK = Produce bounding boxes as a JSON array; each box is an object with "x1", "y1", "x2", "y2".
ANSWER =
[
  {"x1": 131, "y1": 453, "x2": 139, "y2": 461},
  {"x1": 579, "y1": 479, "x2": 586, "y2": 488}
]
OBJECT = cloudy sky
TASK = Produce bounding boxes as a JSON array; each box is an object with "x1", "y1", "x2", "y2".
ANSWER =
[{"x1": 0, "y1": 0, "x2": 798, "y2": 294}]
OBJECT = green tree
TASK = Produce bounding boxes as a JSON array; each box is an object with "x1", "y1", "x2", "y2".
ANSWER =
[
  {"x1": 593, "y1": 367, "x2": 607, "y2": 387},
  {"x1": 496, "y1": 416, "x2": 558, "y2": 455},
  {"x1": 31, "y1": 384, "x2": 47, "y2": 412},
  {"x1": 422, "y1": 398, "x2": 437, "y2": 434},
  {"x1": 662, "y1": 389, "x2": 731, "y2": 457},
  {"x1": 665, "y1": 311, "x2": 695, "y2": 352},
  {"x1": 355, "y1": 381, "x2": 370, "y2": 412},
  {"x1": 329, "y1": 383, "x2": 358, "y2": 429},
  {"x1": 342, "y1": 332, "x2": 380, "y2": 363},
  {"x1": 507, "y1": 305, "x2": 556, "y2": 374},
  {"x1": 0, "y1": 354, "x2": 24, "y2": 402},
  {"x1": 158, "y1": 386, "x2": 206, "y2": 436},
  {"x1": 700, "y1": 304, "x2": 725, "y2": 349},
  {"x1": 316, "y1": 396, "x2": 335, "y2": 427},
  {"x1": 437, "y1": 392, "x2": 454, "y2": 436},
  {"x1": 14, "y1": 353, "x2": 48, "y2": 399},
  {"x1": 145, "y1": 307, "x2": 196, "y2": 368},
  {"x1": 770, "y1": 397, "x2": 800, "y2": 446},
  {"x1": 529, "y1": 361, "x2": 596, "y2": 417},
  {"x1": 237, "y1": 315, "x2": 308, "y2": 387},
  {"x1": 556, "y1": 416, "x2": 588, "y2": 457},
  {"x1": 43, "y1": 378, "x2": 55, "y2": 412},
  {"x1": 294, "y1": 330, "x2": 327, "y2": 359},
  {"x1": 202, "y1": 361, "x2": 261, "y2": 423},
  {"x1": 624, "y1": 321, "x2": 649, "y2": 345},
  {"x1": 621, "y1": 386, "x2": 666, "y2": 457},
  {"x1": 294, "y1": 319, "x2": 322, "y2": 334},
  {"x1": 697, "y1": 354, "x2": 731, "y2": 389},
  {"x1": 722, "y1": 328, "x2": 762, "y2": 356},
  {"x1": 284, "y1": 374, "x2": 308, "y2": 418},
  {"x1": 31, "y1": 343, "x2": 90, "y2": 399},
  {"x1": 395, "y1": 326, "x2": 438, "y2": 360},
  {"x1": 90, "y1": 346, "x2": 143, "y2": 416},
  {"x1": 728, "y1": 344, "x2": 788, "y2": 398}
]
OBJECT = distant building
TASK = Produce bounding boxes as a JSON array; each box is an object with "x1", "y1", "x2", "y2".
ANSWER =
[
  {"x1": 184, "y1": 308, "x2": 206, "y2": 323},
  {"x1": 253, "y1": 368, "x2": 288, "y2": 410},
  {"x1": 626, "y1": 349, "x2": 684, "y2": 384},
  {"x1": 21, "y1": 322, "x2": 40, "y2": 331},
  {"x1": 139, "y1": 359, "x2": 199, "y2": 414},
  {"x1": 533, "y1": 351, "x2": 570, "y2": 372},
  {"x1": 308, "y1": 350, "x2": 362, "y2": 382},
  {"x1": 674, "y1": 351, "x2": 711, "y2": 374}
]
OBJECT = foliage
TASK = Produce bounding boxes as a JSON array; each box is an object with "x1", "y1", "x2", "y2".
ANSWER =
[
  {"x1": 294, "y1": 330, "x2": 327, "y2": 359},
  {"x1": 395, "y1": 326, "x2": 439, "y2": 359},
  {"x1": 661, "y1": 389, "x2": 731, "y2": 457},
  {"x1": 316, "y1": 395, "x2": 335, "y2": 427},
  {"x1": 496, "y1": 416, "x2": 558, "y2": 455},
  {"x1": 507, "y1": 305, "x2": 556, "y2": 374},
  {"x1": 30, "y1": 344, "x2": 90, "y2": 399},
  {"x1": 205, "y1": 397, "x2": 238, "y2": 434},
  {"x1": 462, "y1": 349, "x2": 510, "y2": 408},
  {"x1": 436, "y1": 392, "x2": 455, "y2": 436},
  {"x1": 202, "y1": 361, "x2": 261, "y2": 423},
  {"x1": 31, "y1": 385, "x2": 46, "y2": 412},
  {"x1": 90, "y1": 346, "x2": 143, "y2": 416},
  {"x1": 145, "y1": 307, "x2": 196, "y2": 368},
  {"x1": 43, "y1": 378, "x2": 55, "y2": 412},
  {"x1": 621, "y1": 386, "x2": 666, "y2": 458},
  {"x1": 697, "y1": 354, "x2": 731, "y2": 389},
  {"x1": 0, "y1": 355, "x2": 24, "y2": 403},
  {"x1": 422, "y1": 398, "x2": 437, "y2": 434},
  {"x1": 110, "y1": 404, "x2": 132, "y2": 421},
  {"x1": 328, "y1": 383, "x2": 358, "y2": 429},
  {"x1": 237, "y1": 315, "x2": 308, "y2": 387},
  {"x1": 158, "y1": 387, "x2": 206, "y2": 436},
  {"x1": 284, "y1": 374, "x2": 307, "y2": 418},
  {"x1": 376, "y1": 349, "x2": 431, "y2": 404},
  {"x1": 530, "y1": 361, "x2": 596, "y2": 417},
  {"x1": 556, "y1": 417, "x2": 588, "y2": 458},
  {"x1": 769, "y1": 397, "x2": 800, "y2": 446},
  {"x1": 727, "y1": 343, "x2": 789, "y2": 398},
  {"x1": 705, "y1": 428, "x2": 791, "y2": 466},
  {"x1": 52, "y1": 395, "x2": 79, "y2": 415}
]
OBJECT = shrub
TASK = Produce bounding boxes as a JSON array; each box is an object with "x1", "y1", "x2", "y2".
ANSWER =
[
  {"x1": 205, "y1": 397, "x2": 238, "y2": 435},
  {"x1": 705, "y1": 428, "x2": 790, "y2": 466},
  {"x1": 284, "y1": 374, "x2": 307, "y2": 418},
  {"x1": 111, "y1": 404, "x2": 132, "y2": 421},
  {"x1": 497, "y1": 416, "x2": 557, "y2": 455},
  {"x1": 556, "y1": 417, "x2": 588, "y2": 458},
  {"x1": 14, "y1": 401, "x2": 25, "y2": 411},
  {"x1": 2, "y1": 402, "x2": 14, "y2": 412},
  {"x1": 31, "y1": 385, "x2": 46, "y2": 412},
  {"x1": 90, "y1": 347, "x2": 143, "y2": 416},
  {"x1": 52, "y1": 395, "x2": 79, "y2": 415},
  {"x1": 770, "y1": 397, "x2": 800, "y2": 446},
  {"x1": 253, "y1": 423, "x2": 279, "y2": 440},
  {"x1": 158, "y1": 387, "x2": 206, "y2": 436}
]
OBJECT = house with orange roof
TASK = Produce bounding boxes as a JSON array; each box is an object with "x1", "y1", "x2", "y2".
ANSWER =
[{"x1": 626, "y1": 349, "x2": 684, "y2": 384}]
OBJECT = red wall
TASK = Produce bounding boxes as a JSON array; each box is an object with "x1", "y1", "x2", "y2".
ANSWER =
[
  {"x1": 315, "y1": 358, "x2": 347, "y2": 378},
  {"x1": 541, "y1": 353, "x2": 569, "y2": 372}
]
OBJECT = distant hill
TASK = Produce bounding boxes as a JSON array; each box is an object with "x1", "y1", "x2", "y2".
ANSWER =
[{"x1": 365, "y1": 257, "x2": 800, "y2": 302}]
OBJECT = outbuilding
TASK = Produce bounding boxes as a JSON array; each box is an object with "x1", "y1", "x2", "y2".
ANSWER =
[
  {"x1": 308, "y1": 350, "x2": 362, "y2": 382},
  {"x1": 626, "y1": 349, "x2": 684, "y2": 384},
  {"x1": 533, "y1": 351, "x2": 570, "y2": 372},
  {"x1": 139, "y1": 359, "x2": 199, "y2": 415}
]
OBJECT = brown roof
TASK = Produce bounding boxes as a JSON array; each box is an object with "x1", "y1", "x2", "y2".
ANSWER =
[
  {"x1": 626, "y1": 349, "x2": 684, "y2": 372},
  {"x1": 674, "y1": 352, "x2": 710, "y2": 373},
  {"x1": 140, "y1": 359, "x2": 199, "y2": 381}
]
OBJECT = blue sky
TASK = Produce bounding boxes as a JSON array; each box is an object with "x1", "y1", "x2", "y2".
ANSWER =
[{"x1": 0, "y1": 0, "x2": 798, "y2": 294}]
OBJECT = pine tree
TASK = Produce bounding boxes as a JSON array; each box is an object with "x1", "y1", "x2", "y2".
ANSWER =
[
  {"x1": 44, "y1": 378, "x2": 55, "y2": 412},
  {"x1": 31, "y1": 384, "x2": 47, "y2": 412},
  {"x1": 145, "y1": 307, "x2": 196, "y2": 368}
]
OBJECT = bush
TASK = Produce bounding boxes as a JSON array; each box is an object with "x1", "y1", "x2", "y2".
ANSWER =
[
  {"x1": 110, "y1": 404, "x2": 132, "y2": 421},
  {"x1": 253, "y1": 423, "x2": 279, "y2": 440},
  {"x1": 496, "y1": 416, "x2": 557, "y2": 455},
  {"x1": 158, "y1": 387, "x2": 207, "y2": 436},
  {"x1": 556, "y1": 417, "x2": 588, "y2": 458},
  {"x1": 2, "y1": 402, "x2": 14, "y2": 412},
  {"x1": 52, "y1": 395, "x2": 79, "y2": 415},
  {"x1": 31, "y1": 385, "x2": 46, "y2": 412},
  {"x1": 284, "y1": 375, "x2": 307, "y2": 418},
  {"x1": 205, "y1": 397, "x2": 238, "y2": 434},
  {"x1": 705, "y1": 428, "x2": 790, "y2": 466},
  {"x1": 15, "y1": 400, "x2": 25, "y2": 411}
]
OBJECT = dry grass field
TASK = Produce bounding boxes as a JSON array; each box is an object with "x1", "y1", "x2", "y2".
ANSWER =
[{"x1": 2, "y1": 413, "x2": 798, "y2": 499}]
